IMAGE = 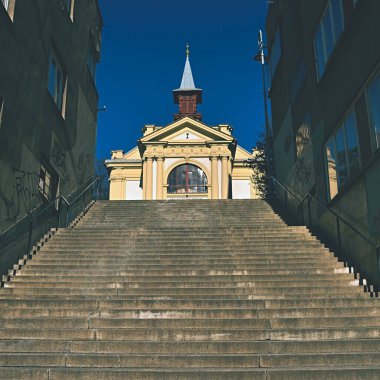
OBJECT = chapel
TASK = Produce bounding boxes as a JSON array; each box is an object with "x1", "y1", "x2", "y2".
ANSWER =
[{"x1": 105, "y1": 46, "x2": 256, "y2": 200}]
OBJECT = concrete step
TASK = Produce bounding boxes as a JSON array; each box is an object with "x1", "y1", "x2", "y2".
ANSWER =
[
  {"x1": 0, "y1": 315, "x2": 379, "y2": 329},
  {"x1": 8, "y1": 273, "x2": 356, "y2": 282},
  {"x1": 0, "y1": 352, "x2": 379, "y2": 368},
  {"x1": 0, "y1": 297, "x2": 376, "y2": 309},
  {"x1": 0, "y1": 327, "x2": 379, "y2": 341},
  {"x1": 2, "y1": 367, "x2": 378, "y2": 380},
  {"x1": 14, "y1": 268, "x2": 350, "y2": 276},
  {"x1": 23, "y1": 260, "x2": 341, "y2": 268},
  {"x1": 1, "y1": 292, "x2": 369, "y2": 301},
  {"x1": 0, "y1": 305, "x2": 378, "y2": 319},
  {"x1": 5, "y1": 279, "x2": 360, "y2": 289},
  {"x1": 1, "y1": 339, "x2": 380, "y2": 355}
]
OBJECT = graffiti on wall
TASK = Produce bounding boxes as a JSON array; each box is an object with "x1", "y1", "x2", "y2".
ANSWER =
[
  {"x1": 0, "y1": 169, "x2": 40, "y2": 227},
  {"x1": 77, "y1": 153, "x2": 92, "y2": 186},
  {"x1": 286, "y1": 152, "x2": 315, "y2": 199},
  {"x1": 50, "y1": 140, "x2": 70, "y2": 190},
  {"x1": 293, "y1": 155, "x2": 313, "y2": 188}
]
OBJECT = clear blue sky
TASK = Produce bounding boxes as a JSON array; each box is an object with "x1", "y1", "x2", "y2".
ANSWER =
[{"x1": 96, "y1": 0, "x2": 269, "y2": 160}]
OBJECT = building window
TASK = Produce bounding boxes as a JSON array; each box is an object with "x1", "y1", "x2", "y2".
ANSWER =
[
  {"x1": 1, "y1": 0, "x2": 15, "y2": 20},
  {"x1": 296, "y1": 113, "x2": 311, "y2": 158},
  {"x1": 325, "y1": 110, "x2": 360, "y2": 199},
  {"x1": 270, "y1": 25, "x2": 281, "y2": 79},
  {"x1": 1, "y1": 0, "x2": 9, "y2": 10},
  {"x1": 87, "y1": 44, "x2": 97, "y2": 80},
  {"x1": 48, "y1": 51, "x2": 67, "y2": 116},
  {"x1": 314, "y1": 0, "x2": 344, "y2": 79},
  {"x1": 168, "y1": 164, "x2": 208, "y2": 194},
  {"x1": 366, "y1": 71, "x2": 380, "y2": 151},
  {"x1": 62, "y1": 0, "x2": 74, "y2": 20},
  {"x1": 38, "y1": 165, "x2": 52, "y2": 200},
  {"x1": 0, "y1": 96, "x2": 4, "y2": 128}
]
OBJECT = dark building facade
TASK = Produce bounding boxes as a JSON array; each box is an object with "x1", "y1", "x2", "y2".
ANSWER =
[
  {"x1": 266, "y1": 0, "x2": 380, "y2": 287},
  {"x1": 0, "y1": 0, "x2": 102, "y2": 231},
  {"x1": 0, "y1": 0, "x2": 102, "y2": 272}
]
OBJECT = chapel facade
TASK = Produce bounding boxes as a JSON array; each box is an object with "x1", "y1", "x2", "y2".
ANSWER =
[{"x1": 105, "y1": 47, "x2": 256, "y2": 200}]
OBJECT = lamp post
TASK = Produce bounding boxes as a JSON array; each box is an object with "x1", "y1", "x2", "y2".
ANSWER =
[
  {"x1": 252, "y1": 30, "x2": 274, "y2": 201},
  {"x1": 254, "y1": 30, "x2": 270, "y2": 141}
]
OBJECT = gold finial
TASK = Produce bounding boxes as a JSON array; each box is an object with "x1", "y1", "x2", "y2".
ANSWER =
[{"x1": 186, "y1": 43, "x2": 190, "y2": 58}]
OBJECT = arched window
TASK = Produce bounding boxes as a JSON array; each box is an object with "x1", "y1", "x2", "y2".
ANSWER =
[{"x1": 167, "y1": 164, "x2": 208, "y2": 194}]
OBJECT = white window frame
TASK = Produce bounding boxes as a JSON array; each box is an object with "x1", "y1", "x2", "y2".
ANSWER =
[
  {"x1": 63, "y1": 0, "x2": 74, "y2": 21},
  {"x1": 0, "y1": 96, "x2": 4, "y2": 129},
  {"x1": 47, "y1": 50, "x2": 68, "y2": 118},
  {"x1": 1, "y1": 0, "x2": 15, "y2": 20},
  {"x1": 1, "y1": 0, "x2": 9, "y2": 10},
  {"x1": 38, "y1": 165, "x2": 52, "y2": 201}
]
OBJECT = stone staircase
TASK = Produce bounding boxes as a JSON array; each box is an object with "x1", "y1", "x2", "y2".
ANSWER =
[{"x1": 0, "y1": 199, "x2": 379, "y2": 379}]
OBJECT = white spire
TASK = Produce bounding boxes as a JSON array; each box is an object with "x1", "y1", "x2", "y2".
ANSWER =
[{"x1": 179, "y1": 44, "x2": 196, "y2": 90}]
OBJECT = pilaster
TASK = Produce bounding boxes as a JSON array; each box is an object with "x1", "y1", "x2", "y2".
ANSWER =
[
  {"x1": 145, "y1": 157, "x2": 153, "y2": 200},
  {"x1": 211, "y1": 156, "x2": 219, "y2": 199},
  {"x1": 142, "y1": 159, "x2": 147, "y2": 200},
  {"x1": 156, "y1": 157, "x2": 164, "y2": 200},
  {"x1": 109, "y1": 177, "x2": 126, "y2": 200},
  {"x1": 221, "y1": 156, "x2": 229, "y2": 199}
]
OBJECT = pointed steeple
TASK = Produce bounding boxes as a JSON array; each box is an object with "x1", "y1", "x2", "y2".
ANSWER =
[
  {"x1": 173, "y1": 44, "x2": 202, "y2": 121},
  {"x1": 179, "y1": 44, "x2": 196, "y2": 90}
]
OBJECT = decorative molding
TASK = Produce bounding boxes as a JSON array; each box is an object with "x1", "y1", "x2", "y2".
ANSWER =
[{"x1": 109, "y1": 177, "x2": 127, "y2": 182}]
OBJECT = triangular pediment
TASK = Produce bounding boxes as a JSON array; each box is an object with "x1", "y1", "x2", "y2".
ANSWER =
[
  {"x1": 235, "y1": 145, "x2": 252, "y2": 160},
  {"x1": 123, "y1": 147, "x2": 141, "y2": 160},
  {"x1": 140, "y1": 117, "x2": 234, "y2": 144}
]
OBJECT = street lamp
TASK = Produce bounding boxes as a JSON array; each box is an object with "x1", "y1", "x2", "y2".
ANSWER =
[{"x1": 254, "y1": 30, "x2": 270, "y2": 141}]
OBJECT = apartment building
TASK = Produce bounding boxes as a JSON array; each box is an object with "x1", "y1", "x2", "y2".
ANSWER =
[{"x1": 266, "y1": 0, "x2": 380, "y2": 287}]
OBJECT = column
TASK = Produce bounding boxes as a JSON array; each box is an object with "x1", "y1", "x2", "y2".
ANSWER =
[
  {"x1": 211, "y1": 156, "x2": 219, "y2": 199},
  {"x1": 221, "y1": 156, "x2": 229, "y2": 199},
  {"x1": 142, "y1": 159, "x2": 147, "y2": 200},
  {"x1": 156, "y1": 157, "x2": 164, "y2": 200},
  {"x1": 146, "y1": 157, "x2": 153, "y2": 200}
]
